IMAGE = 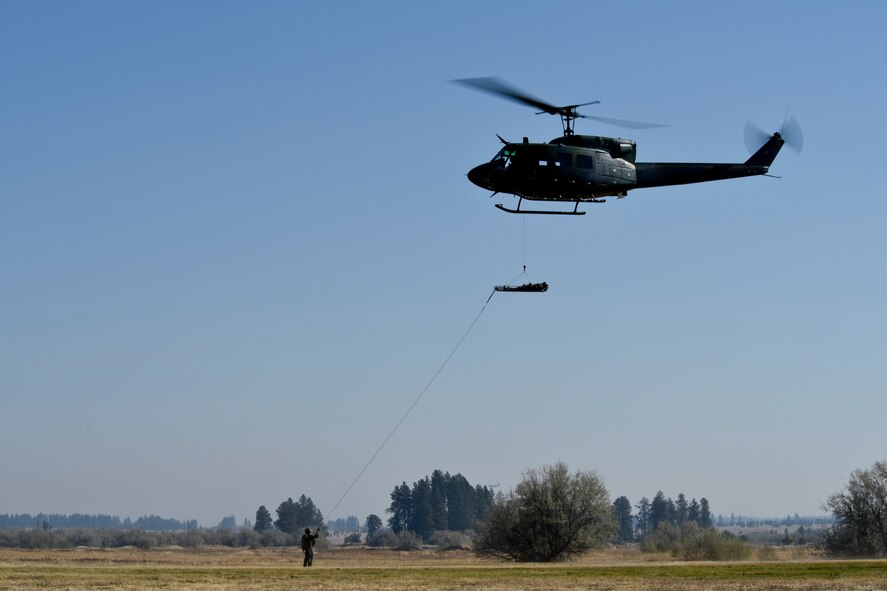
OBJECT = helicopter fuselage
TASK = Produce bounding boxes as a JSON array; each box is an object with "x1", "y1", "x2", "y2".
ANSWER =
[{"x1": 468, "y1": 133, "x2": 783, "y2": 207}]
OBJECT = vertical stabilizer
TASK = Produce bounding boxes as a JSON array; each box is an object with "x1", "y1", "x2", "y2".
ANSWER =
[{"x1": 745, "y1": 133, "x2": 785, "y2": 167}]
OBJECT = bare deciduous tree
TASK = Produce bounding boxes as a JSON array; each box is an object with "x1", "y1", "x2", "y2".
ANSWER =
[
  {"x1": 474, "y1": 462, "x2": 614, "y2": 562},
  {"x1": 821, "y1": 460, "x2": 887, "y2": 557}
]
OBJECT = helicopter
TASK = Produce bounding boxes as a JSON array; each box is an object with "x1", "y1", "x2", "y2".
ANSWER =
[{"x1": 455, "y1": 77, "x2": 802, "y2": 215}]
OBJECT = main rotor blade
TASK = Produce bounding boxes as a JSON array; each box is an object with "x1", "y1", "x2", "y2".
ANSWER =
[
  {"x1": 542, "y1": 100, "x2": 601, "y2": 114},
  {"x1": 453, "y1": 77, "x2": 666, "y2": 129},
  {"x1": 579, "y1": 114, "x2": 668, "y2": 129},
  {"x1": 452, "y1": 77, "x2": 591, "y2": 117}
]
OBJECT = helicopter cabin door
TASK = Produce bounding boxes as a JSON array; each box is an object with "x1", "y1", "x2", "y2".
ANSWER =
[{"x1": 595, "y1": 152, "x2": 636, "y2": 187}]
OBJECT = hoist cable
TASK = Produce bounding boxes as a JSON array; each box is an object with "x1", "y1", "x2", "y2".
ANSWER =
[
  {"x1": 325, "y1": 290, "x2": 496, "y2": 521},
  {"x1": 523, "y1": 216, "x2": 527, "y2": 271},
  {"x1": 507, "y1": 268, "x2": 526, "y2": 286}
]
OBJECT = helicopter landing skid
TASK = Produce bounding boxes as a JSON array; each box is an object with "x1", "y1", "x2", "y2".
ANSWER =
[{"x1": 495, "y1": 198, "x2": 587, "y2": 216}]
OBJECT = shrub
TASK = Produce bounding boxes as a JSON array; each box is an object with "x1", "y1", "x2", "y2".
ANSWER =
[
  {"x1": 641, "y1": 522, "x2": 752, "y2": 561},
  {"x1": 427, "y1": 530, "x2": 473, "y2": 550},
  {"x1": 640, "y1": 522, "x2": 681, "y2": 553},
  {"x1": 236, "y1": 529, "x2": 262, "y2": 548},
  {"x1": 2, "y1": 528, "x2": 70, "y2": 549},
  {"x1": 676, "y1": 528, "x2": 751, "y2": 561},
  {"x1": 367, "y1": 530, "x2": 398, "y2": 548},
  {"x1": 757, "y1": 545, "x2": 778, "y2": 561},
  {"x1": 115, "y1": 529, "x2": 155, "y2": 550},
  {"x1": 394, "y1": 530, "x2": 422, "y2": 551},
  {"x1": 63, "y1": 528, "x2": 103, "y2": 547},
  {"x1": 256, "y1": 529, "x2": 283, "y2": 547}
]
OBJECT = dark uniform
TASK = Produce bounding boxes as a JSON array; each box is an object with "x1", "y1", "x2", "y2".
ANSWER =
[{"x1": 301, "y1": 528, "x2": 319, "y2": 566}]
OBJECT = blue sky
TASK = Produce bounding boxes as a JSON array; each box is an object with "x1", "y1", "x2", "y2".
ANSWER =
[{"x1": 2, "y1": 1, "x2": 885, "y2": 527}]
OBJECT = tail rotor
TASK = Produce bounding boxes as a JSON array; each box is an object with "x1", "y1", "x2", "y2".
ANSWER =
[{"x1": 745, "y1": 114, "x2": 803, "y2": 154}]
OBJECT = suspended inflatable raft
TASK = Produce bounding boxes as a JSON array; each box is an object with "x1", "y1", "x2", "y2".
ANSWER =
[{"x1": 494, "y1": 281, "x2": 549, "y2": 293}]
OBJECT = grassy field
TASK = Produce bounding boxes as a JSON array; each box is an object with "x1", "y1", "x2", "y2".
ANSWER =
[{"x1": 1, "y1": 546, "x2": 886, "y2": 590}]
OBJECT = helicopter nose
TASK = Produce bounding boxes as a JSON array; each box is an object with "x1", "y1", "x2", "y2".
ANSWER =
[{"x1": 468, "y1": 162, "x2": 497, "y2": 190}]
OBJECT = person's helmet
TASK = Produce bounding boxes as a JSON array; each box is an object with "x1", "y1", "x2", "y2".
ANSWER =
[{"x1": 305, "y1": 528, "x2": 311, "y2": 534}]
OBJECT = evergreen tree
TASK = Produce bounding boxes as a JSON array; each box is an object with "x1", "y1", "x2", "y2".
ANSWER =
[
  {"x1": 410, "y1": 477, "x2": 434, "y2": 539},
  {"x1": 275, "y1": 498, "x2": 299, "y2": 534},
  {"x1": 700, "y1": 498, "x2": 712, "y2": 528},
  {"x1": 274, "y1": 495, "x2": 324, "y2": 534},
  {"x1": 365, "y1": 514, "x2": 383, "y2": 538},
  {"x1": 635, "y1": 497, "x2": 651, "y2": 539},
  {"x1": 612, "y1": 496, "x2": 633, "y2": 543},
  {"x1": 134, "y1": 515, "x2": 188, "y2": 530},
  {"x1": 675, "y1": 493, "x2": 688, "y2": 526},
  {"x1": 430, "y1": 470, "x2": 449, "y2": 532},
  {"x1": 294, "y1": 494, "x2": 324, "y2": 530},
  {"x1": 688, "y1": 498, "x2": 701, "y2": 525},
  {"x1": 650, "y1": 491, "x2": 671, "y2": 531},
  {"x1": 387, "y1": 482, "x2": 412, "y2": 533},
  {"x1": 474, "y1": 484, "x2": 495, "y2": 524},
  {"x1": 447, "y1": 474, "x2": 476, "y2": 531}
]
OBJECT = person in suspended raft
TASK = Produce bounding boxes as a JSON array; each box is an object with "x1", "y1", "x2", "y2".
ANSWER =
[
  {"x1": 494, "y1": 281, "x2": 549, "y2": 292},
  {"x1": 301, "y1": 528, "x2": 319, "y2": 566}
]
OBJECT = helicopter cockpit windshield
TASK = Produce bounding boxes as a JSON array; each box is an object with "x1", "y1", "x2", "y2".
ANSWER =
[{"x1": 491, "y1": 146, "x2": 517, "y2": 167}]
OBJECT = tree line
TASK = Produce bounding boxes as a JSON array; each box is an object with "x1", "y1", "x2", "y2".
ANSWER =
[
  {"x1": 0, "y1": 526, "x2": 274, "y2": 550},
  {"x1": 612, "y1": 492, "x2": 713, "y2": 543},
  {"x1": 385, "y1": 469, "x2": 496, "y2": 540},
  {"x1": 5, "y1": 459, "x2": 882, "y2": 559},
  {"x1": 253, "y1": 495, "x2": 324, "y2": 538},
  {"x1": 0, "y1": 513, "x2": 197, "y2": 531},
  {"x1": 326, "y1": 515, "x2": 359, "y2": 533},
  {"x1": 714, "y1": 513, "x2": 833, "y2": 528}
]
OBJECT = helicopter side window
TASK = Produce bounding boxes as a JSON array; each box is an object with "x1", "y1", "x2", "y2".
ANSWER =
[{"x1": 576, "y1": 154, "x2": 594, "y2": 169}]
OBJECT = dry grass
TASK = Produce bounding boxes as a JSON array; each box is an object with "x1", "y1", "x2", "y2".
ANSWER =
[{"x1": 1, "y1": 546, "x2": 885, "y2": 590}]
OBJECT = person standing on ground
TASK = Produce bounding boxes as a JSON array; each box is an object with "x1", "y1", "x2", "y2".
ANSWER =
[{"x1": 301, "y1": 527, "x2": 319, "y2": 566}]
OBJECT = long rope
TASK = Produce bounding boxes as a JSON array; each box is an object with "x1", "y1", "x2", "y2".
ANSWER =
[{"x1": 325, "y1": 290, "x2": 496, "y2": 521}]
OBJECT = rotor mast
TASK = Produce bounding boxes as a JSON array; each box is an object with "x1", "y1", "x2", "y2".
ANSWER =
[{"x1": 559, "y1": 107, "x2": 580, "y2": 136}]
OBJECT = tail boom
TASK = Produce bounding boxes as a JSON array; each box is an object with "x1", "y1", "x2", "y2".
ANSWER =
[{"x1": 635, "y1": 133, "x2": 784, "y2": 189}]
